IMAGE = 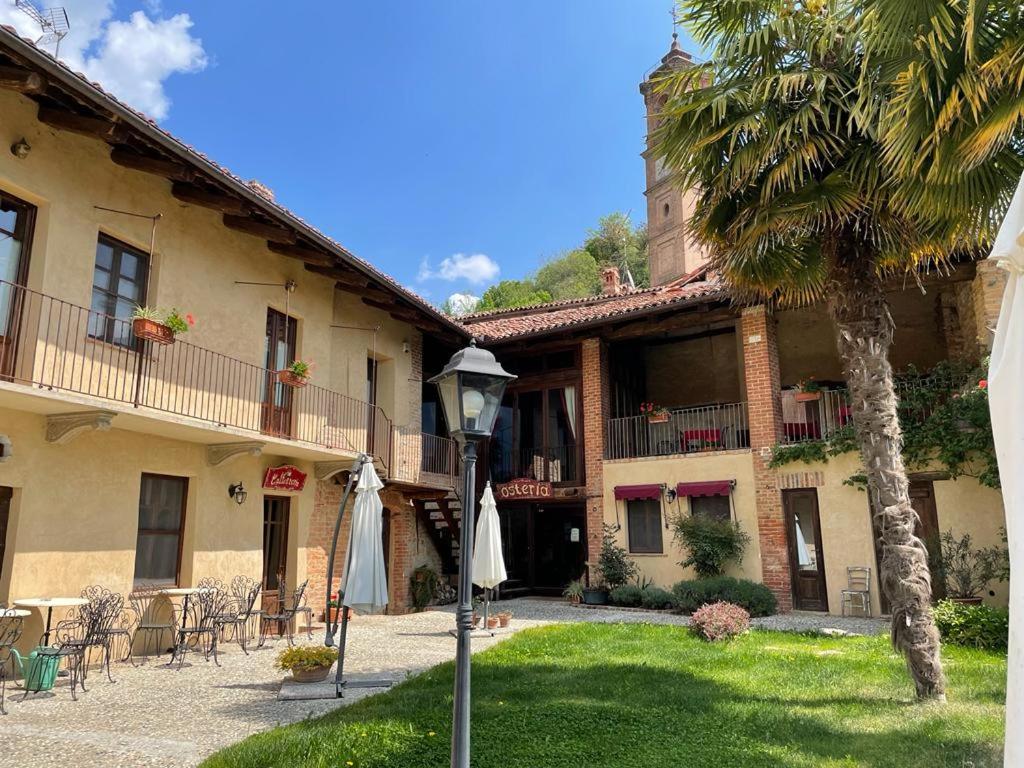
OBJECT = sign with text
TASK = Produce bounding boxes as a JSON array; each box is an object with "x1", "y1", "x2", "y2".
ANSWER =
[
  {"x1": 262, "y1": 465, "x2": 307, "y2": 492},
  {"x1": 496, "y1": 478, "x2": 552, "y2": 500}
]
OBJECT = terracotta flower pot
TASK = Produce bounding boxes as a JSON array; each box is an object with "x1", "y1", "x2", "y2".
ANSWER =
[
  {"x1": 646, "y1": 412, "x2": 670, "y2": 424},
  {"x1": 326, "y1": 607, "x2": 354, "y2": 623},
  {"x1": 486, "y1": 616, "x2": 499, "y2": 630},
  {"x1": 497, "y1": 613, "x2": 511, "y2": 628},
  {"x1": 794, "y1": 391, "x2": 821, "y2": 402},
  {"x1": 132, "y1": 317, "x2": 175, "y2": 345},
  {"x1": 291, "y1": 664, "x2": 332, "y2": 683},
  {"x1": 277, "y1": 369, "x2": 309, "y2": 388}
]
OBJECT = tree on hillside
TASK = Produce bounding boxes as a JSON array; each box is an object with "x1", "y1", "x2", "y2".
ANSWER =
[
  {"x1": 475, "y1": 280, "x2": 552, "y2": 313},
  {"x1": 536, "y1": 249, "x2": 601, "y2": 300},
  {"x1": 583, "y1": 213, "x2": 650, "y2": 289},
  {"x1": 653, "y1": 0, "x2": 1022, "y2": 699}
]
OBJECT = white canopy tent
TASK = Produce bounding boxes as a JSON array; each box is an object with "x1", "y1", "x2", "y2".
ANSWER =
[{"x1": 986, "y1": 172, "x2": 1024, "y2": 767}]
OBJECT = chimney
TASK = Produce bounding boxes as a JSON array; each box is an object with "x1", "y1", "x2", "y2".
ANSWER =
[
  {"x1": 247, "y1": 179, "x2": 275, "y2": 201},
  {"x1": 601, "y1": 266, "x2": 622, "y2": 296}
]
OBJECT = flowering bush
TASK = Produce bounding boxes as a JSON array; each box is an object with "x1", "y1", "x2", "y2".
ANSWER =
[
  {"x1": 275, "y1": 645, "x2": 337, "y2": 671},
  {"x1": 690, "y1": 601, "x2": 750, "y2": 642}
]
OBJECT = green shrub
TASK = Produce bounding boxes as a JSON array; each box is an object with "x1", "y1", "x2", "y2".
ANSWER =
[
  {"x1": 690, "y1": 601, "x2": 750, "y2": 641},
  {"x1": 672, "y1": 576, "x2": 777, "y2": 617},
  {"x1": 609, "y1": 584, "x2": 643, "y2": 607},
  {"x1": 276, "y1": 645, "x2": 338, "y2": 671},
  {"x1": 672, "y1": 515, "x2": 750, "y2": 577},
  {"x1": 640, "y1": 586, "x2": 676, "y2": 610},
  {"x1": 933, "y1": 599, "x2": 1009, "y2": 651},
  {"x1": 597, "y1": 523, "x2": 638, "y2": 588}
]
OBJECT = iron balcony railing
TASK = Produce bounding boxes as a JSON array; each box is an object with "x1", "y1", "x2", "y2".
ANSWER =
[
  {"x1": 606, "y1": 402, "x2": 750, "y2": 460},
  {"x1": 389, "y1": 430, "x2": 459, "y2": 487},
  {"x1": 0, "y1": 280, "x2": 392, "y2": 469},
  {"x1": 489, "y1": 443, "x2": 580, "y2": 484}
]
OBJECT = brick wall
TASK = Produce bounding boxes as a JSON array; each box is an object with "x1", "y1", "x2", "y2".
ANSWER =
[
  {"x1": 581, "y1": 338, "x2": 609, "y2": 577},
  {"x1": 972, "y1": 260, "x2": 1008, "y2": 353},
  {"x1": 740, "y1": 306, "x2": 792, "y2": 611}
]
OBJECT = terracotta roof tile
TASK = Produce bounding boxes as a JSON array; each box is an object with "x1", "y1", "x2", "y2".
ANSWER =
[{"x1": 460, "y1": 279, "x2": 728, "y2": 341}]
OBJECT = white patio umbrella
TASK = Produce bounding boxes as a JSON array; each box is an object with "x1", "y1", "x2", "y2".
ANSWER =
[
  {"x1": 341, "y1": 459, "x2": 389, "y2": 614},
  {"x1": 472, "y1": 482, "x2": 507, "y2": 628},
  {"x1": 986, "y1": 171, "x2": 1024, "y2": 768}
]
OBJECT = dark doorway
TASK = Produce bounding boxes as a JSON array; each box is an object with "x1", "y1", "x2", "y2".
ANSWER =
[
  {"x1": 0, "y1": 486, "x2": 11, "y2": 585},
  {"x1": 262, "y1": 496, "x2": 290, "y2": 615},
  {"x1": 783, "y1": 489, "x2": 828, "y2": 611},
  {"x1": 262, "y1": 308, "x2": 297, "y2": 437},
  {"x1": 381, "y1": 507, "x2": 391, "y2": 584},
  {"x1": 366, "y1": 357, "x2": 378, "y2": 454},
  {"x1": 497, "y1": 502, "x2": 585, "y2": 596},
  {"x1": 0, "y1": 191, "x2": 35, "y2": 379}
]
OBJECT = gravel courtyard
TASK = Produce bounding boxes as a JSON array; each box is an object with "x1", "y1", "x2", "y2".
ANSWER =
[{"x1": 1, "y1": 600, "x2": 886, "y2": 767}]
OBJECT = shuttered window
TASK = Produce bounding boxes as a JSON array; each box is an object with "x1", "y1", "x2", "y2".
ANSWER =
[{"x1": 626, "y1": 498, "x2": 663, "y2": 554}]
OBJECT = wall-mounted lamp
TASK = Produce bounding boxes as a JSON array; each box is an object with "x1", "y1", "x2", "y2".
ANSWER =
[
  {"x1": 285, "y1": 279, "x2": 297, "y2": 293},
  {"x1": 228, "y1": 482, "x2": 248, "y2": 505},
  {"x1": 10, "y1": 138, "x2": 31, "y2": 159},
  {"x1": 402, "y1": 340, "x2": 410, "y2": 354}
]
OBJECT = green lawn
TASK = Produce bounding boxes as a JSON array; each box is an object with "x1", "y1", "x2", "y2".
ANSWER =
[{"x1": 203, "y1": 624, "x2": 1006, "y2": 768}]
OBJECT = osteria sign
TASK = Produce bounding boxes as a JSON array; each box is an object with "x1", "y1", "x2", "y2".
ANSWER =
[{"x1": 495, "y1": 478, "x2": 552, "y2": 500}]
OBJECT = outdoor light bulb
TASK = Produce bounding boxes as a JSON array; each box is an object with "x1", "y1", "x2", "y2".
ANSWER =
[{"x1": 462, "y1": 388, "x2": 485, "y2": 419}]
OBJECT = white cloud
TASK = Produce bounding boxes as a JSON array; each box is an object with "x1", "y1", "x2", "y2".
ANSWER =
[
  {"x1": 0, "y1": 1, "x2": 206, "y2": 120},
  {"x1": 445, "y1": 293, "x2": 480, "y2": 316},
  {"x1": 418, "y1": 253, "x2": 499, "y2": 285}
]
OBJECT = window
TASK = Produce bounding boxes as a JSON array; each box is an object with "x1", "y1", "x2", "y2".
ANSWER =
[
  {"x1": 90, "y1": 235, "x2": 148, "y2": 346},
  {"x1": 134, "y1": 473, "x2": 187, "y2": 586},
  {"x1": 690, "y1": 494, "x2": 731, "y2": 523},
  {"x1": 627, "y1": 498, "x2": 663, "y2": 554}
]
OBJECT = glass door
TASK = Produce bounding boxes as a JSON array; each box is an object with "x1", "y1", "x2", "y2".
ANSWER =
[
  {"x1": 784, "y1": 489, "x2": 828, "y2": 611},
  {"x1": 261, "y1": 496, "x2": 291, "y2": 623},
  {"x1": 261, "y1": 308, "x2": 297, "y2": 437},
  {"x1": 0, "y1": 192, "x2": 35, "y2": 378}
]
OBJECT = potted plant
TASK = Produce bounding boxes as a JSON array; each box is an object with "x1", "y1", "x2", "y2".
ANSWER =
[
  {"x1": 937, "y1": 530, "x2": 1007, "y2": 605},
  {"x1": 583, "y1": 525, "x2": 639, "y2": 605},
  {"x1": 486, "y1": 614, "x2": 499, "y2": 630},
  {"x1": 563, "y1": 579, "x2": 584, "y2": 604},
  {"x1": 640, "y1": 401, "x2": 671, "y2": 424},
  {"x1": 471, "y1": 595, "x2": 483, "y2": 628},
  {"x1": 497, "y1": 610, "x2": 512, "y2": 628},
  {"x1": 325, "y1": 592, "x2": 353, "y2": 623},
  {"x1": 276, "y1": 645, "x2": 338, "y2": 683},
  {"x1": 278, "y1": 359, "x2": 313, "y2": 388},
  {"x1": 794, "y1": 378, "x2": 822, "y2": 402},
  {"x1": 131, "y1": 306, "x2": 194, "y2": 345}
]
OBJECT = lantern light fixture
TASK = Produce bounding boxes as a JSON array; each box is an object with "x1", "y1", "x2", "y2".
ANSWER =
[
  {"x1": 228, "y1": 482, "x2": 247, "y2": 505},
  {"x1": 427, "y1": 339, "x2": 516, "y2": 442}
]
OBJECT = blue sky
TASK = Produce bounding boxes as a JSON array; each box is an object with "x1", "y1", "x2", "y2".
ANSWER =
[{"x1": 3, "y1": 1, "x2": 695, "y2": 306}]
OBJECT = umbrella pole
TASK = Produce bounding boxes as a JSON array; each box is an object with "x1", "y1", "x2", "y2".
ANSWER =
[
  {"x1": 324, "y1": 454, "x2": 366, "y2": 650},
  {"x1": 335, "y1": 606, "x2": 351, "y2": 698}
]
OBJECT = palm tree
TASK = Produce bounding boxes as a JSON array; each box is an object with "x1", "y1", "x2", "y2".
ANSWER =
[{"x1": 652, "y1": 0, "x2": 1020, "y2": 699}]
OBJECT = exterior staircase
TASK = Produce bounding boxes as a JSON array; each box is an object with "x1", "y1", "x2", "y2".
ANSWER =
[{"x1": 413, "y1": 493, "x2": 462, "y2": 576}]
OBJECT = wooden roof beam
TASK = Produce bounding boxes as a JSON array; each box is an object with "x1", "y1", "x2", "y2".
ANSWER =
[
  {"x1": 267, "y1": 242, "x2": 335, "y2": 268},
  {"x1": 112, "y1": 148, "x2": 195, "y2": 183},
  {"x1": 172, "y1": 183, "x2": 248, "y2": 215},
  {"x1": 222, "y1": 214, "x2": 296, "y2": 245},
  {"x1": 38, "y1": 106, "x2": 128, "y2": 143},
  {"x1": 0, "y1": 64, "x2": 46, "y2": 94}
]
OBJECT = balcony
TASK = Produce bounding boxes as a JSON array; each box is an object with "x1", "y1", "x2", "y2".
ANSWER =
[
  {"x1": 390, "y1": 430, "x2": 459, "y2": 489},
  {"x1": 489, "y1": 443, "x2": 580, "y2": 485},
  {"x1": 0, "y1": 280, "x2": 392, "y2": 468},
  {"x1": 606, "y1": 402, "x2": 750, "y2": 460}
]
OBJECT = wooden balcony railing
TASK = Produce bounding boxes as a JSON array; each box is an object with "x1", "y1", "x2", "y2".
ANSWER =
[
  {"x1": 0, "y1": 280, "x2": 392, "y2": 469},
  {"x1": 606, "y1": 402, "x2": 750, "y2": 460}
]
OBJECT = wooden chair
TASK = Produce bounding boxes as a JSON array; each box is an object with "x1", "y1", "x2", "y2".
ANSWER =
[{"x1": 840, "y1": 566, "x2": 872, "y2": 617}]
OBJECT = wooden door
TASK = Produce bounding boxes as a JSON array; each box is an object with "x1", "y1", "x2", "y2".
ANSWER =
[
  {"x1": 261, "y1": 496, "x2": 290, "y2": 617},
  {"x1": 0, "y1": 487, "x2": 11, "y2": 585},
  {"x1": 910, "y1": 480, "x2": 945, "y2": 601},
  {"x1": 0, "y1": 192, "x2": 35, "y2": 379},
  {"x1": 783, "y1": 489, "x2": 828, "y2": 611},
  {"x1": 261, "y1": 309, "x2": 297, "y2": 437}
]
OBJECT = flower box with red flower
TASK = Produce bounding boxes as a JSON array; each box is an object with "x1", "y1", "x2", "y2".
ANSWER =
[
  {"x1": 131, "y1": 307, "x2": 195, "y2": 346},
  {"x1": 640, "y1": 402, "x2": 671, "y2": 424}
]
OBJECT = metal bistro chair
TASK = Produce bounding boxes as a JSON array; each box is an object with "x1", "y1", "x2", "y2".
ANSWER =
[
  {"x1": 215, "y1": 576, "x2": 262, "y2": 655},
  {"x1": 841, "y1": 566, "x2": 873, "y2": 617},
  {"x1": 129, "y1": 586, "x2": 178, "y2": 664},
  {"x1": 171, "y1": 585, "x2": 231, "y2": 669},
  {"x1": 0, "y1": 610, "x2": 24, "y2": 714},
  {"x1": 258, "y1": 579, "x2": 308, "y2": 648},
  {"x1": 31, "y1": 601, "x2": 112, "y2": 701},
  {"x1": 81, "y1": 586, "x2": 132, "y2": 679}
]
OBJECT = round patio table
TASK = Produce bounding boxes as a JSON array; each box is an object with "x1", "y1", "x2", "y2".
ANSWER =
[
  {"x1": 14, "y1": 597, "x2": 88, "y2": 645},
  {"x1": 0, "y1": 608, "x2": 31, "y2": 618}
]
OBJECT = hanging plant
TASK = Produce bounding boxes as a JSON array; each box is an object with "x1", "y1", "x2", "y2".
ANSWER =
[
  {"x1": 277, "y1": 359, "x2": 313, "y2": 388},
  {"x1": 640, "y1": 401, "x2": 671, "y2": 423},
  {"x1": 131, "y1": 306, "x2": 195, "y2": 345},
  {"x1": 794, "y1": 378, "x2": 823, "y2": 402}
]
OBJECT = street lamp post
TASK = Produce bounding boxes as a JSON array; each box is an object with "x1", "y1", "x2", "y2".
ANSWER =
[{"x1": 429, "y1": 340, "x2": 515, "y2": 768}]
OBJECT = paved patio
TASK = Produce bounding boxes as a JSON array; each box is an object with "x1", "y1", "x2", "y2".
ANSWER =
[{"x1": 1, "y1": 600, "x2": 887, "y2": 767}]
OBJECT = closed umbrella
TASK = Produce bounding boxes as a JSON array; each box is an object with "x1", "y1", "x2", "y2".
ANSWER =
[
  {"x1": 989, "y1": 172, "x2": 1024, "y2": 768},
  {"x1": 333, "y1": 458, "x2": 390, "y2": 696},
  {"x1": 472, "y1": 482, "x2": 507, "y2": 629}
]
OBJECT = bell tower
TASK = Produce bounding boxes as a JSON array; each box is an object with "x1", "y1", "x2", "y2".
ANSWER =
[{"x1": 640, "y1": 31, "x2": 708, "y2": 286}]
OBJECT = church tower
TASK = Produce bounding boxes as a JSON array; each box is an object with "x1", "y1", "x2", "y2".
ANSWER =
[{"x1": 640, "y1": 32, "x2": 708, "y2": 286}]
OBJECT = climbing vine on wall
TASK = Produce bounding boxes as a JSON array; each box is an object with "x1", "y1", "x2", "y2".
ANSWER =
[{"x1": 769, "y1": 361, "x2": 999, "y2": 488}]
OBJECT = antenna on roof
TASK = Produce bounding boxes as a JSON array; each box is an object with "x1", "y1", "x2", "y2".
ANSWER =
[{"x1": 15, "y1": 0, "x2": 70, "y2": 59}]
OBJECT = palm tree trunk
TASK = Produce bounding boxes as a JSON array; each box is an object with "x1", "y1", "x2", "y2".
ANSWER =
[{"x1": 827, "y1": 252, "x2": 946, "y2": 701}]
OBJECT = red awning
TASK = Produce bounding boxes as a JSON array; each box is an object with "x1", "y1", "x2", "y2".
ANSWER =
[
  {"x1": 676, "y1": 480, "x2": 732, "y2": 498},
  {"x1": 614, "y1": 484, "x2": 663, "y2": 501}
]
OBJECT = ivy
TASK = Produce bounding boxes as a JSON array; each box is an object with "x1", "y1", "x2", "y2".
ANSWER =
[{"x1": 769, "y1": 361, "x2": 999, "y2": 488}]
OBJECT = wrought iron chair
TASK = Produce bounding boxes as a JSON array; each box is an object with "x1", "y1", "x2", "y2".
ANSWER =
[
  {"x1": 31, "y1": 602, "x2": 112, "y2": 701},
  {"x1": 296, "y1": 589, "x2": 314, "y2": 641},
  {"x1": 171, "y1": 586, "x2": 231, "y2": 669},
  {"x1": 82, "y1": 586, "x2": 133, "y2": 678},
  {"x1": 217, "y1": 575, "x2": 263, "y2": 654},
  {"x1": 841, "y1": 566, "x2": 873, "y2": 617},
  {"x1": 258, "y1": 579, "x2": 309, "y2": 648},
  {"x1": 0, "y1": 610, "x2": 24, "y2": 714},
  {"x1": 128, "y1": 586, "x2": 177, "y2": 663}
]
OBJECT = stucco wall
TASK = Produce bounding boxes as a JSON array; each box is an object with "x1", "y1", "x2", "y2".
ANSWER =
[
  {"x1": 602, "y1": 451, "x2": 761, "y2": 589},
  {"x1": 0, "y1": 405, "x2": 320, "y2": 653}
]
